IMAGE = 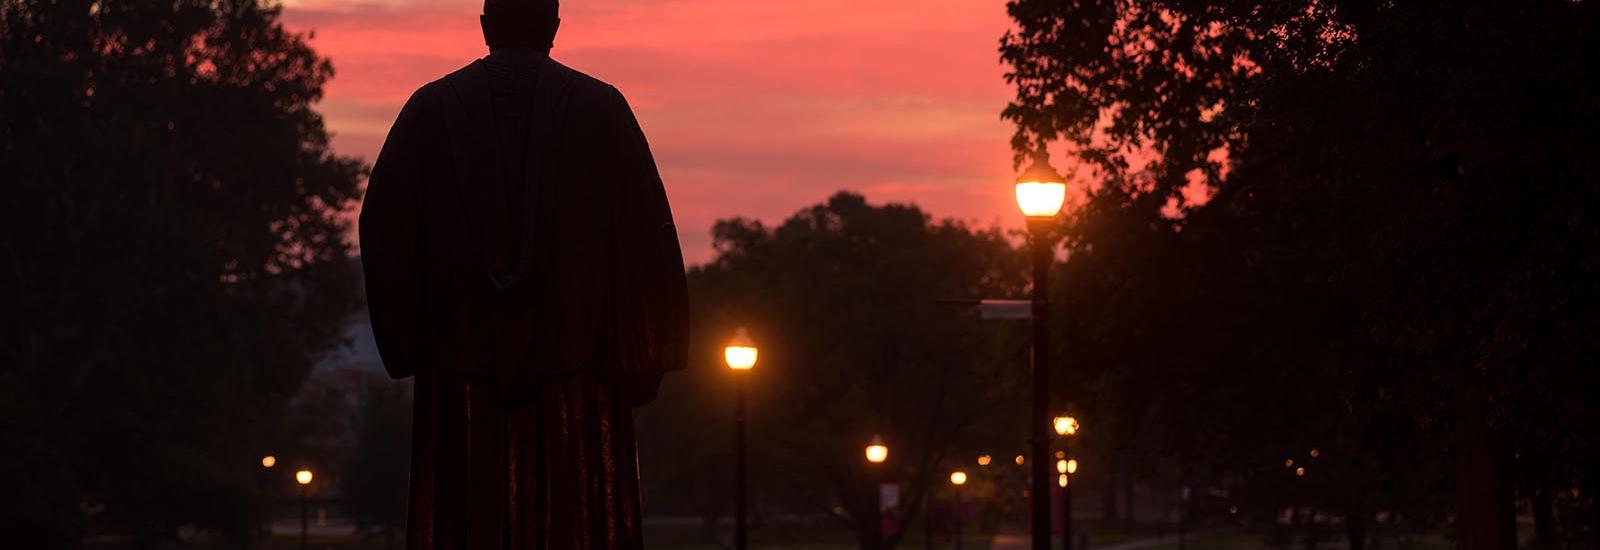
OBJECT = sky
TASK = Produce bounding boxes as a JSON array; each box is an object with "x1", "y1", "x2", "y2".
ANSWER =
[{"x1": 280, "y1": 0, "x2": 1027, "y2": 265}]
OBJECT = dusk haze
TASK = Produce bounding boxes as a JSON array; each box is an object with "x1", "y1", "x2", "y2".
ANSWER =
[{"x1": 283, "y1": 0, "x2": 1023, "y2": 263}]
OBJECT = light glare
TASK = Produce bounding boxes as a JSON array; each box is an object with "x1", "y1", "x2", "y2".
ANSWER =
[
  {"x1": 950, "y1": 471, "x2": 968, "y2": 486},
  {"x1": 1053, "y1": 416, "x2": 1079, "y2": 436},
  {"x1": 724, "y1": 346, "x2": 757, "y2": 370},
  {"x1": 1016, "y1": 182, "x2": 1067, "y2": 217},
  {"x1": 295, "y1": 469, "x2": 313, "y2": 485},
  {"x1": 865, "y1": 436, "x2": 888, "y2": 464}
]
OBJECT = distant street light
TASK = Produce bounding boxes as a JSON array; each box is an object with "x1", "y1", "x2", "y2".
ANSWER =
[
  {"x1": 725, "y1": 327, "x2": 757, "y2": 550},
  {"x1": 864, "y1": 436, "x2": 889, "y2": 550},
  {"x1": 1054, "y1": 414, "x2": 1080, "y2": 550},
  {"x1": 295, "y1": 469, "x2": 313, "y2": 550},
  {"x1": 1016, "y1": 149, "x2": 1067, "y2": 550},
  {"x1": 725, "y1": 327, "x2": 758, "y2": 370},
  {"x1": 977, "y1": 454, "x2": 992, "y2": 467},
  {"x1": 1053, "y1": 416, "x2": 1079, "y2": 437},
  {"x1": 866, "y1": 435, "x2": 889, "y2": 464},
  {"x1": 261, "y1": 455, "x2": 276, "y2": 469},
  {"x1": 950, "y1": 471, "x2": 968, "y2": 550}
]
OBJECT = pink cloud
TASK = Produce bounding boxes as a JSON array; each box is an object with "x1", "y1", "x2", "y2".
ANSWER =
[{"x1": 283, "y1": 0, "x2": 1033, "y2": 264}]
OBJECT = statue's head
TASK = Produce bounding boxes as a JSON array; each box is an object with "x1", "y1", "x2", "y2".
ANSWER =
[{"x1": 481, "y1": 0, "x2": 560, "y2": 50}]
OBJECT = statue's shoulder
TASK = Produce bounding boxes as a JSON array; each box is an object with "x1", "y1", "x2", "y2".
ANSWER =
[
  {"x1": 545, "y1": 59, "x2": 621, "y2": 101},
  {"x1": 394, "y1": 71, "x2": 461, "y2": 117}
]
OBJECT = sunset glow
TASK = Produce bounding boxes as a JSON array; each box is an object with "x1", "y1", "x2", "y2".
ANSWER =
[{"x1": 279, "y1": 0, "x2": 1025, "y2": 263}]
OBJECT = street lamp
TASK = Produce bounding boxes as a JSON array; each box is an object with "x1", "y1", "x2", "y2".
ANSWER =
[
  {"x1": 295, "y1": 469, "x2": 313, "y2": 550},
  {"x1": 1053, "y1": 416, "x2": 1078, "y2": 437},
  {"x1": 866, "y1": 435, "x2": 889, "y2": 464},
  {"x1": 1053, "y1": 415, "x2": 1079, "y2": 550},
  {"x1": 261, "y1": 455, "x2": 276, "y2": 469},
  {"x1": 725, "y1": 327, "x2": 757, "y2": 550},
  {"x1": 864, "y1": 436, "x2": 889, "y2": 550},
  {"x1": 950, "y1": 471, "x2": 968, "y2": 550},
  {"x1": 1017, "y1": 149, "x2": 1067, "y2": 550}
]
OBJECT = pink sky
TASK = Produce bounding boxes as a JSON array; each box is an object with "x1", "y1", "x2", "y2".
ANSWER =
[{"x1": 281, "y1": 0, "x2": 1026, "y2": 265}]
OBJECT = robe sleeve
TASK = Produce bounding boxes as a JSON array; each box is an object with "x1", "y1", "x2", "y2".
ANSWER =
[
  {"x1": 359, "y1": 88, "x2": 433, "y2": 380},
  {"x1": 604, "y1": 86, "x2": 689, "y2": 406}
]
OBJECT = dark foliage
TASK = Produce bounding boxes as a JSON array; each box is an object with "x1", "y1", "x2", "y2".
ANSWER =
[
  {"x1": 639, "y1": 192, "x2": 1031, "y2": 549},
  {"x1": 0, "y1": 0, "x2": 363, "y2": 544},
  {"x1": 1003, "y1": 1, "x2": 1599, "y2": 548}
]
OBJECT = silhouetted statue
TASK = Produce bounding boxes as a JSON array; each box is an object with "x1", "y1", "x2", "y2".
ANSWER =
[{"x1": 358, "y1": 0, "x2": 688, "y2": 547}]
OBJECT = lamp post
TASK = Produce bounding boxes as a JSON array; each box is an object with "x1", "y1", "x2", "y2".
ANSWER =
[
  {"x1": 950, "y1": 471, "x2": 968, "y2": 550},
  {"x1": 1016, "y1": 149, "x2": 1068, "y2": 550},
  {"x1": 725, "y1": 328, "x2": 758, "y2": 550},
  {"x1": 865, "y1": 436, "x2": 889, "y2": 550},
  {"x1": 295, "y1": 469, "x2": 313, "y2": 550},
  {"x1": 1054, "y1": 415, "x2": 1079, "y2": 550}
]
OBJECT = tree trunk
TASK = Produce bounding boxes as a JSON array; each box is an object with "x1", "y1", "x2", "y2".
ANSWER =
[
  {"x1": 1123, "y1": 469, "x2": 1137, "y2": 528},
  {"x1": 1346, "y1": 502, "x2": 1367, "y2": 550},
  {"x1": 1103, "y1": 458, "x2": 1120, "y2": 522},
  {"x1": 1454, "y1": 393, "x2": 1516, "y2": 550}
]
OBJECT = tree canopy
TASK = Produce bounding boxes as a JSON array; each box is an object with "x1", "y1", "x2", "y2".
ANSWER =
[
  {"x1": 639, "y1": 192, "x2": 1032, "y2": 548},
  {"x1": 1003, "y1": 1, "x2": 1599, "y2": 548},
  {"x1": 1, "y1": 0, "x2": 363, "y2": 544}
]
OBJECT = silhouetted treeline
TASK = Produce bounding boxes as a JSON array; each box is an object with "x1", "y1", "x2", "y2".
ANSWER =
[
  {"x1": 1, "y1": 0, "x2": 363, "y2": 545},
  {"x1": 637, "y1": 192, "x2": 1036, "y2": 548},
  {"x1": 1003, "y1": 1, "x2": 1599, "y2": 549}
]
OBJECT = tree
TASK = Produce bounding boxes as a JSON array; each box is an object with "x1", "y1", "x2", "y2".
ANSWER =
[
  {"x1": 639, "y1": 192, "x2": 1031, "y2": 548},
  {"x1": 1003, "y1": 1, "x2": 1600, "y2": 549},
  {"x1": 0, "y1": 0, "x2": 363, "y2": 543}
]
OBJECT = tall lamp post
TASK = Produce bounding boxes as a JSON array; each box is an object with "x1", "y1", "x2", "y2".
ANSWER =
[
  {"x1": 725, "y1": 328, "x2": 759, "y2": 550},
  {"x1": 1054, "y1": 415, "x2": 1080, "y2": 550},
  {"x1": 1016, "y1": 149, "x2": 1068, "y2": 550},
  {"x1": 865, "y1": 436, "x2": 890, "y2": 550},
  {"x1": 295, "y1": 469, "x2": 314, "y2": 550},
  {"x1": 950, "y1": 471, "x2": 968, "y2": 550}
]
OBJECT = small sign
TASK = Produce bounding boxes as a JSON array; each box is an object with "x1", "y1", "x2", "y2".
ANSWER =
[
  {"x1": 880, "y1": 483, "x2": 900, "y2": 511},
  {"x1": 978, "y1": 300, "x2": 1033, "y2": 319}
]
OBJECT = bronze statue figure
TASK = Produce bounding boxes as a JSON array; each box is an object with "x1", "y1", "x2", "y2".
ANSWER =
[{"x1": 358, "y1": 0, "x2": 689, "y2": 547}]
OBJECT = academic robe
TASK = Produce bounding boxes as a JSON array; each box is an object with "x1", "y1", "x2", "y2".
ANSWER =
[{"x1": 358, "y1": 50, "x2": 689, "y2": 550}]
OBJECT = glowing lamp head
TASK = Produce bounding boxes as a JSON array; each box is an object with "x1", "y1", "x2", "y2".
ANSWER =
[
  {"x1": 865, "y1": 436, "x2": 889, "y2": 464},
  {"x1": 1067, "y1": 459, "x2": 1078, "y2": 474},
  {"x1": 1056, "y1": 459, "x2": 1068, "y2": 474},
  {"x1": 1053, "y1": 415, "x2": 1079, "y2": 436},
  {"x1": 723, "y1": 327, "x2": 757, "y2": 371},
  {"x1": 261, "y1": 455, "x2": 276, "y2": 469},
  {"x1": 1014, "y1": 454, "x2": 1025, "y2": 466},
  {"x1": 1295, "y1": 467, "x2": 1306, "y2": 477},
  {"x1": 1015, "y1": 152, "x2": 1067, "y2": 218},
  {"x1": 977, "y1": 454, "x2": 992, "y2": 466},
  {"x1": 950, "y1": 471, "x2": 968, "y2": 486},
  {"x1": 1058, "y1": 474, "x2": 1069, "y2": 488},
  {"x1": 295, "y1": 469, "x2": 313, "y2": 485}
]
